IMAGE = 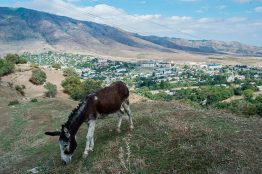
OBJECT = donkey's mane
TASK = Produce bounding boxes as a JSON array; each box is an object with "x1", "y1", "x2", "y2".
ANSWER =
[
  {"x1": 63, "y1": 93, "x2": 96, "y2": 129},
  {"x1": 64, "y1": 99, "x2": 86, "y2": 128}
]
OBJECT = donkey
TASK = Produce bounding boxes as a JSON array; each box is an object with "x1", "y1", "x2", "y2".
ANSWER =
[{"x1": 45, "y1": 81, "x2": 133, "y2": 164}]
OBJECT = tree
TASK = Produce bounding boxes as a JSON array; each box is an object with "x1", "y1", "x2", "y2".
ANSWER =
[
  {"x1": 81, "y1": 79, "x2": 103, "y2": 95},
  {"x1": 243, "y1": 89, "x2": 254, "y2": 101},
  {"x1": 29, "y1": 68, "x2": 47, "y2": 85},
  {"x1": 63, "y1": 68, "x2": 78, "y2": 77},
  {"x1": 61, "y1": 76, "x2": 82, "y2": 94},
  {"x1": 61, "y1": 77, "x2": 102, "y2": 100},
  {"x1": 44, "y1": 82, "x2": 57, "y2": 98}
]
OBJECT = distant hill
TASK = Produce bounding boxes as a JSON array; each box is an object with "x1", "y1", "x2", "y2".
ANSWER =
[{"x1": 0, "y1": 7, "x2": 262, "y2": 58}]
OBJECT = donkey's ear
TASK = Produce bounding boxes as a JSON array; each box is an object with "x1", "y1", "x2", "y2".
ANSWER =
[{"x1": 45, "y1": 131, "x2": 61, "y2": 136}]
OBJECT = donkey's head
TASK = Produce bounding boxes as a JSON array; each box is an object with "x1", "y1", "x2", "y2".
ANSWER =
[{"x1": 45, "y1": 125, "x2": 77, "y2": 164}]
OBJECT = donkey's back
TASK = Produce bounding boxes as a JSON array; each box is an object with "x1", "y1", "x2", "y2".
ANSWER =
[{"x1": 95, "y1": 81, "x2": 129, "y2": 114}]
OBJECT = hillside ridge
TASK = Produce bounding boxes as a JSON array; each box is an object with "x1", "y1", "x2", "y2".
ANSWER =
[{"x1": 1, "y1": 7, "x2": 262, "y2": 58}]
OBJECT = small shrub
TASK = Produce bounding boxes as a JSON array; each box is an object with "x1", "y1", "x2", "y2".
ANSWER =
[
  {"x1": 44, "y1": 82, "x2": 57, "y2": 98},
  {"x1": 7, "y1": 82, "x2": 14, "y2": 88},
  {"x1": 15, "y1": 85, "x2": 25, "y2": 96},
  {"x1": 30, "y1": 64, "x2": 39, "y2": 69},
  {"x1": 8, "y1": 100, "x2": 19, "y2": 106},
  {"x1": 243, "y1": 89, "x2": 254, "y2": 101},
  {"x1": 30, "y1": 98, "x2": 38, "y2": 102},
  {"x1": 29, "y1": 68, "x2": 47, "y2": 85},
  {"x1": 63, "y1": 68, "x2": 78, "y2": 77},
  {"x1": 234, "y1": 87, "x2": 242, "y2": 96},
  {"x1": 242, "y1": 103, "x2": 257, "y2": 116},
  {"x1": 52, "y1": 64, "x2": 61, "y2": 70}
]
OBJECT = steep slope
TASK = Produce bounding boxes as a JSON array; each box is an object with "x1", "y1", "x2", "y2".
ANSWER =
[
  {"x1": 0, "y1": 7, "x2": 172, "y2": 57},
  {"x1": 0, "y1": 7, "x2": 262, "y2": 57}
]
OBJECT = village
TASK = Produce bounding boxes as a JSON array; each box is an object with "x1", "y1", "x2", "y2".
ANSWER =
[{"x1": 21, "y1": 52, "x2": 262, "y2": 95}]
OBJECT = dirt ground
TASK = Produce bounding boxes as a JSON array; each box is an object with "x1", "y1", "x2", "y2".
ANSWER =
[{"x1": 1, "y1": 64, "x2": 68, "y2": 99}]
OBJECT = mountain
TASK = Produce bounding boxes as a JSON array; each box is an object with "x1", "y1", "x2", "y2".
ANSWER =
[{"x1": 0, "y1": 7, "x2": 261, "y2": 58}]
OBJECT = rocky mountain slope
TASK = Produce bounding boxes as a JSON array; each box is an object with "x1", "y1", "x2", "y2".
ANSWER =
[{"x1": 0, "y1": 7, "x2": 261, "y2": 57}]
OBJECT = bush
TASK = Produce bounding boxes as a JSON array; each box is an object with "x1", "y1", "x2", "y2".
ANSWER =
[
  {"x1": 256, "y1": 103, "x2": 262, "y2": 116},
  {"x1": 61, "y1": 76, "x2": 102, "y2": 100},
  {"x1": 241, "y1": 83, "x2": 259, "y2": 92},
  {"x1": 15, "y1": 85, "x2": 25, "y2": 96},
  {"x1": 242, "y1": 103, "x2": 257, "y2": 116},
  {"x1": 63, "y1": 68, "x2": 78, "y2": 77},
  {"x1": 8, "y1": 100, "x2": 20, "y2": 106},
  {"x1": 81, "y1": 79, "x2": 102, "y2": 95},
  {"x1": 243, "y1": 89, "x2": 254, "y2": 101},
  {"x1": 29, "y1": 68, "x2": 47, "y2": 85},
  {"x1": 44, "y1": 82, "x2": 57, "y2": 98},
  {"x1": 5, "y1": 54, "x2": 20, "y2": 64},
  {"x1": 234, "y1": 87, "x2": 242, "y2": 96},
  {"x1": 5, "y1": 54, "x2": 27, "y2": 64},
  {"x1": 61, "y1": 76, "x2": 82, "y2": 94},
  {"x1": 52, "y1": 64, "x2": 61, "y2": 70},
  {"x1": 0, "y1": 59, "x2": 15, "y2": 77},
  {"x1": 30, "y1": 98, "x2": 38, "y2": 102}
]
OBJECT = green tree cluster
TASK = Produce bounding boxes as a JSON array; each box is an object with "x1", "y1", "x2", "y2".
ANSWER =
[
  {"x1": 0, "y1": 54, "x2": 28, "y2": 77},
  {"x1": 5, "y1": 54, "x2": 27, "y2": 64},
  {"x1": 61, "y1": 75, "x2": 102, "y2": 100},
  {"x1": 216, "y1": 95, "x2": 262, "y2": 117},
  {"x1": 174, "y1": 87, "x2": 234, "y2": 106}
]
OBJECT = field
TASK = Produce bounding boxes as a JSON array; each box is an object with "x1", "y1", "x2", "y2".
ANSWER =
[{"x1": 0, "y1": 85, "x2": 261, "y2": 174}]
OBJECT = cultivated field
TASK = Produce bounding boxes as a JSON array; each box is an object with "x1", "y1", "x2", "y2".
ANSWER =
[{"x1": 0, "y1": 85, "x2": 261, "y2": 174}]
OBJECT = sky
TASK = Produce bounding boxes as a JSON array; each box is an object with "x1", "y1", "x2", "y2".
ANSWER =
[{"x1": 1, "y1": 0, "x2": 262, "y2": 46}]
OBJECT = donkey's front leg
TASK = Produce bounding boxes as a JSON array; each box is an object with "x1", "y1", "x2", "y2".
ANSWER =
[{"x1": 83, "y1": 119, "x2": 96, "y2": 158}]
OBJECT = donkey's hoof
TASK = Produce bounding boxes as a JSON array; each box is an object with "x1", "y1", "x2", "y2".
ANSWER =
[{"x1": 82, "y1": 152, "x2": 89, "y2": 159}]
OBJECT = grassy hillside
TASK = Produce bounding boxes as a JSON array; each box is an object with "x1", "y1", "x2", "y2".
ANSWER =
[{"x1": 0, "y1": 86, "x2": 261, "y2": 174}]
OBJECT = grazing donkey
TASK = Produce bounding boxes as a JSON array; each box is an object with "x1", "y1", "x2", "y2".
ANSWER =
[{"x1": 45, "y1": 81, "x2": 133, "y2": 164}]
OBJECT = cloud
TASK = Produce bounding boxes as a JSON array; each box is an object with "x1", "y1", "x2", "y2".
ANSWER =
[
  {"x1": 179, "y1": 0, "x2": 200, "y2": 2},
  {"x1": 217, "y1": 5, "x2": 227, "y2": 10},
  {"x1": 254, "y1": 6, "x2": 262, "y2": 12},
  {"x1": 233, "y1": 0, "x2": 262, "y2": 3},
  {"x1": 139, "y1": 1, "x2": 147, "y2": 4},
  {"x1": 6, "y1": 0, "x2": 262, "y2": 45},
  {"x1": 233, "y1": 0, "x2": 252, "y2": 3}
]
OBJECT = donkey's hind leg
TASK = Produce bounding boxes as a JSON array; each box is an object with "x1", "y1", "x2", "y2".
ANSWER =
[
  {"x1": 83, "y1": 119, "x2": 96, "y2": 158},
  {"x1": 123, "y1": 99, "x2": 134, "y2": 130},
  {"x1": 116, "y1": 109, "x2": 124, "y2": 133}
]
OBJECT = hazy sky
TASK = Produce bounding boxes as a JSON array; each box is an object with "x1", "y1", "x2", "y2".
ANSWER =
[{"x1": 1, "y1": 0, "x2": 262, "y2": 46}]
